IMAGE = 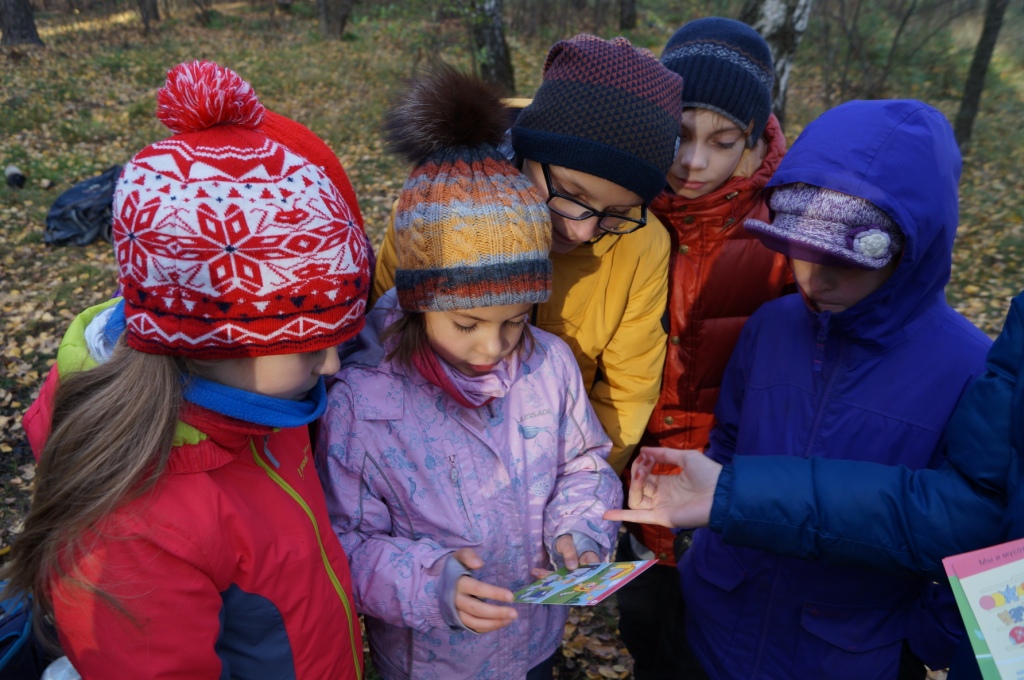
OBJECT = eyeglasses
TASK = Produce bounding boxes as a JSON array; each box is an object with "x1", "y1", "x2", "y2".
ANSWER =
[{"x1": 541, "y1": 164, "x2": 647, "y2": 235}]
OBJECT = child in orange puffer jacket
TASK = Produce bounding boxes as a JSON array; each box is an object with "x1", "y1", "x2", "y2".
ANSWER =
[{"x1": 617, "y1": 17, "x2": 793, "y2": 680}]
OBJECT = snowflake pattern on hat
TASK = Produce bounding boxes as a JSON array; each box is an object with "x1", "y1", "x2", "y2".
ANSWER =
[{"x1": 114, "y1": 61, "x2": 369, "y2": 358}]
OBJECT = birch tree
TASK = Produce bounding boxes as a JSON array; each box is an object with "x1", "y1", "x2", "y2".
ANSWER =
[
  {"x1": 739, "y1": 0, "x2": 813, "y2": 130},
  {"x1": 466, "y1": 0, "x2": 515, "y2": 94}
]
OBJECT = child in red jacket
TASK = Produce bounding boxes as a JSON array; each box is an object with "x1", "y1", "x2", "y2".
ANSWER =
[
  {"x1": 617, "y1": 17, "x2": 793, "y2": 679},
  {"x1": 2, "y1": 61, "x2": 369, "y2": 680}
]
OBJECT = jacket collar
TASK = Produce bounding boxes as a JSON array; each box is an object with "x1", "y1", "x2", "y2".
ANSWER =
[{"x1": 165, "y1": 404, "x2": 278, "y2": 475}]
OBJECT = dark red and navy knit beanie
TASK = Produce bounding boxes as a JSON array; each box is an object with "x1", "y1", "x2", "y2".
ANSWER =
[
  {"x1": 511, "y1": 34, "x2": 684, "y2": 204},
  {"x1": 661, "y1": 17, "x2": 774, "y2": 146},
  {"x1": 113, "y1": 60, "x2": 370, "y2": 359}
]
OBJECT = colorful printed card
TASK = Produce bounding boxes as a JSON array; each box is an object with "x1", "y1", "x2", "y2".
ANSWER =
[
  {"x1": 943, "y1": 537, "x2": 1024, "y2": 679},
  {"x1": 513, "y1": 560, "x2": 656, "y2": 606}
]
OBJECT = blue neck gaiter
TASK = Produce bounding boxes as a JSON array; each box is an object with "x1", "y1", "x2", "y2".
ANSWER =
[{"x1": 183, "y1": 375, "x2": 327, "y2": 428}]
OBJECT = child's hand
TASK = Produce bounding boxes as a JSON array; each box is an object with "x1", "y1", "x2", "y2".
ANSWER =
[
  {"x1": 531, "y1": 535, "x2": 599, "y2": 580},
  {"x1": 554, "y1": 534, "x2": 599, "y2": 571},
  {"x1": 452, "y1": 548, "x2": 517, "y2": 634}
]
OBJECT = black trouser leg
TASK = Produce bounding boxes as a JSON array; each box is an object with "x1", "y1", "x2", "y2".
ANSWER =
[{"x1": 615, "y1": 539, "x2": 709, "y2": 680}]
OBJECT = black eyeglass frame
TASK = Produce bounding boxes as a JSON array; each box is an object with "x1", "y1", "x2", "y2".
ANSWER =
[{"x1": 540, "y1": 163, "x2": 648, "y2": 235}]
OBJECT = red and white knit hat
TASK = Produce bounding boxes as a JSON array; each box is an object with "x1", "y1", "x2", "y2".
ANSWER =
[{"x1": 113, "y1": 60, "x2": 370, "y2": 359}]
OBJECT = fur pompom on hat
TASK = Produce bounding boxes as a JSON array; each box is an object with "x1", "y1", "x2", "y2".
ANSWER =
[
  {"x1": 114, "y1": 60, "x2": 370, "y2": 359},
  {"x1": 511, "y1": 34, "x2": 684, "y2": 204},
  {"x1": 661, "y1": 17, "x2": 774, "y2": 146},
  {"x1": 745, "y1": 183, "x2": 904, "y2": 270},
  {"x1": 384, "y1": 62, "x2": 552, "y2": 313}
]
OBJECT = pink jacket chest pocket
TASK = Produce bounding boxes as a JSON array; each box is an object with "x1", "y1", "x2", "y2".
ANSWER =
[{"x1": 375, "y1": 439, "x2": 484, "y2": 547}]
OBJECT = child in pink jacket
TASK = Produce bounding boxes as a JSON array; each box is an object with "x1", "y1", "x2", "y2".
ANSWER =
[{"x1": 315, "y1": 65, "x2": 622, "y2": 680}]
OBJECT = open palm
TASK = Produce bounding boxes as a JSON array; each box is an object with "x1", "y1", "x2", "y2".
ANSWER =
[{"x1": 605, "y1": 447, "x2": 722, "y2": 529}]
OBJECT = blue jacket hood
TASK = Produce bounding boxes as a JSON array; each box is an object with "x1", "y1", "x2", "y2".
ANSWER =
[{"x1": 767, "y1": 99, "x2": 961, "y2": 342}]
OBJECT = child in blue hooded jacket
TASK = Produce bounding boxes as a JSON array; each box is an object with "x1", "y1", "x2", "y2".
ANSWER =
[
  {"x1": 611, "y1": 99, "x2": 992, "y2": 679},
  {"x1": 609, "y1": 289, "x2": 1024, "y2": 680}
]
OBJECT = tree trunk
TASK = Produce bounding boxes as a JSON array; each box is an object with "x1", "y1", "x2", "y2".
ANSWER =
[
  {"x1": 318, "y1": 0, "x2": 356, "y2": 40},
  {"x1": 137, "y1": 0, "x2": 159, "y2": 34},
  {"x1": 739, "y1": 0, "x2": 814, "y2": 131},
  {"x1": 0, "y1": 0, "x2": 44, "y2": 47},
  {"x1": 189, "y1": 0, "x2": 210, "y2": 26},
  {"x1": 467, "y1": 0, "x2": 515, "y2": 94},
  {"x1": 954, "y1": 0, "x2": 1010, "y2": 151},
  {"x1": 619, "y1": 0, "x2": 636, "y2": 30}
]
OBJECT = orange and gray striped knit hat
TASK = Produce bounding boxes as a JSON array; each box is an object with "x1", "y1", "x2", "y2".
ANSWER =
[{"x1": 383, "y1": 63, "x2": 552, "y2": 313}]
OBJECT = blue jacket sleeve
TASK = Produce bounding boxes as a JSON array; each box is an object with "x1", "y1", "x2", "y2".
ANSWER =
[{"x1": 709, "y1": 293, "x2": 1024, "y2": 580}]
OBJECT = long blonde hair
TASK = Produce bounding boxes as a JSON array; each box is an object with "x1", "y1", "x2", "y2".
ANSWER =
[{"x1": 0, "y1": 339, "x2": 186, "y2": 642}]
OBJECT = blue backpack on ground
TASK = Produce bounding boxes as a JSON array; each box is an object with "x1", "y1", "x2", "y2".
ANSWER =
[
  {"x1": 43, "y1": 165, "x2": 122, "y2": 247},
  {"x1": 0, "y1": 582, "x2": 58, "y2": 679}
]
